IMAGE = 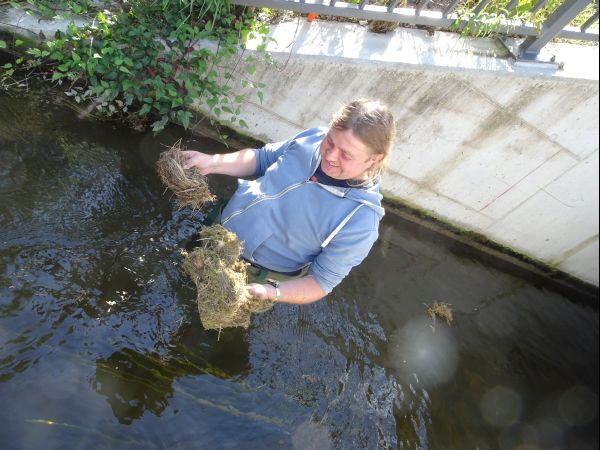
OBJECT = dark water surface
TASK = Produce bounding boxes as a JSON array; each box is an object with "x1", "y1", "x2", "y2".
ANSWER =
[{"x1": 1, "y1": 88, "x2": 598, "y2": 450}]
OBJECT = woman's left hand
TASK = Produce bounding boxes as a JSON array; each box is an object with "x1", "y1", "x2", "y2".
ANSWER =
[{"x1": 246, "y1": 283, "x2": 273, "y2": 300}]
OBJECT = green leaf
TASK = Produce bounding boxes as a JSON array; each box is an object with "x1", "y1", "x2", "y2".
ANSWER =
[
  {"x1": 177, "y1": 110, "x2": 191, "y2": 129},
  {"x1": 27, "y1": 47, "x2": 42, "y2": 57},
  {"x1": 92, "y1": 84, "x2": 105, "y2": 95},
  {"x1": 2, "y1": 63, "x2": 13, "y2": 69},
  {"x1": 122, "y1": 79, "x2": 135, "y2": 91},
  {"x1": 0, "y1": 40, "x2": 6, "y2": 49},
  {"x1": 15, "y1": 39, "x2": 24, "y2": 47},
  {"x1": 206, "y1": 97, "x2": 217, "y2": 109},
  {"x1": 139, "y1": 103, "x2": 152, "y2": 115},
  {"x1": 160, "y1": 62, "x2": 172, "y2": 74},
  {"x1": 87, "y1": 61, "x2": 96, "y2": 76},
  {"x1": 238, "y1": 119, "x2": 248, "y2": 128},
  {"x1": 151, "y1": 116, "x2": 169, "y2": 132},
  {"x1": 72, "y1": 51, "x2": 81, "y2": 63}
]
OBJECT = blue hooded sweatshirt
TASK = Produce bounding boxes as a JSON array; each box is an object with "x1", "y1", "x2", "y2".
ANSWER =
[{"x1": 221, "y1": 127, "x2": 385, "y2": 294}]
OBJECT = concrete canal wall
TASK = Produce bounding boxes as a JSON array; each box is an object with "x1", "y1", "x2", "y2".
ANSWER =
[{"x1": 1, "y1": 7, "x2": 598, "y2": 286}]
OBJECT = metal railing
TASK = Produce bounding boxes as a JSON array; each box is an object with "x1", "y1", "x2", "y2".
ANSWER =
[{"x1": 231, "y1": 0, "x2": 598, "y2": 61}]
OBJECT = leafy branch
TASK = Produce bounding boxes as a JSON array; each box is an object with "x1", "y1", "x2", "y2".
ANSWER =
[{"x1": 1, "y1": 0, "x2": 273, "y2": 133}]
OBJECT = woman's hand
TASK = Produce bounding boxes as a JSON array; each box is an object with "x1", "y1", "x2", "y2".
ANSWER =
[
  {"x1": 182, "y1": 150, "x2": 215, "y2": 175},
  {"x1": 246, "y1": 283, "x2": 275, "y2": 301},
  {"x1": 247, "y1": 276, "x2": 326, "y2": 304},
  {"x1": 181, "y1": 148, "x2": 257, "y2": 178}
]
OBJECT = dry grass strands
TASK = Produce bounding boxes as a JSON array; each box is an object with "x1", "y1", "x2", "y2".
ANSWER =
[
  {"x1": 156, "y1": 139, "x2": 215, "y2": 210},
  {"x1": 427, "y1": 301, "x2": 454, "y2": 326},
  {"x1": 182, "y1": 225, "x2": 274, "y2": 330}
]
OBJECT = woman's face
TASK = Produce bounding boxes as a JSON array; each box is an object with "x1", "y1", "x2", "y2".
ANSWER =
[{"x1": 319, "y1": 128, "x2": 382, "y2": 181}]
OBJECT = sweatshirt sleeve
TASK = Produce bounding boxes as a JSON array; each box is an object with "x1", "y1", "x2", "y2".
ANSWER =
[
  {"x1": 308, "y1": 209, "x2": 380, "y2": 295},
  {"x1": 254, "y1": 138, "x2": 293, "y2": 177},
  {"x1": 254, "y1": 128, "x2": 326, "y2": 177}
]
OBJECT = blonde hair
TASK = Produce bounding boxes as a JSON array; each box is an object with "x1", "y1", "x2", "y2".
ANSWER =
[{"x1": 329, "y1": 99, "x2": 396, "y2": 181}]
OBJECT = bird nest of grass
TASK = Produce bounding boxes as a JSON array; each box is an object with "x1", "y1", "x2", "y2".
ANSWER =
[
  {"x1": 182, "y1": 224, "x2": 274, "y2": 331},
  {"x1": 156, "y1": 139, "x2": 215, "y2": 210}
]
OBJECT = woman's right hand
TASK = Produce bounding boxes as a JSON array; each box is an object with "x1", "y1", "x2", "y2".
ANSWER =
[
  {"x1": 182, "y1": 150, "x2": 215, "y2": 175},
  {"x1": 182, "y1": 148, "x2": 257, "y2": 178}
]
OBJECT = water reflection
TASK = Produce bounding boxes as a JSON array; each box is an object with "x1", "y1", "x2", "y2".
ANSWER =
[
  {"x1": 94, "y1": 349, "x2": 175, "y2": 425},
  {"x1": 92, "y1": 323, "x2": 250, "y2": 425}
]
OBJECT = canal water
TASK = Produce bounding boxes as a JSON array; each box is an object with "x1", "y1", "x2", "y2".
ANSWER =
[{"x1": 0, "y1": 87, "x2": 598, "y2": 449}]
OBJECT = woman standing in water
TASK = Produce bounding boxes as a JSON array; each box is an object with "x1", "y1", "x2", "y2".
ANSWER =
[{"x1": 183, "y1": 99, "x2": 396, "y2": 304}]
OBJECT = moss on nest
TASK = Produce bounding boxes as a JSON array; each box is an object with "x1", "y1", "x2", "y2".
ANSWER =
[{"x1": 182, "y1": 225, "x2": 274, "y2": 331}]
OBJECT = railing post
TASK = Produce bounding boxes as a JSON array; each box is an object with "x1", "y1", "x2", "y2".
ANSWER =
[
  {"x1": 580, "y1": 10, "x2": 599, "y2": 31},
  {"x1": 518, "y1": 0, "x2": 593, "y2": 60}
]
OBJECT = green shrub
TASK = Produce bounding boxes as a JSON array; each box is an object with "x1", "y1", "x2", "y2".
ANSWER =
[{"x1": 1, "y1": 1, "x2": 272, "y2": 133}]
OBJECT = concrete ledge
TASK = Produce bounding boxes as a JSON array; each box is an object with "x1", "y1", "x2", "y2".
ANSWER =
[{"x1": 0, "y1": 6, "x2": 87, "y2": 41}]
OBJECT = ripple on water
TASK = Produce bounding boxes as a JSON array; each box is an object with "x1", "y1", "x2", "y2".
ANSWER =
[{"x1": 245, "y1": 299, "x2": 409, "y2": 449}]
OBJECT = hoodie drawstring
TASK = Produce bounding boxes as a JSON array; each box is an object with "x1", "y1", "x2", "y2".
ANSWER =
[{"x1": 321, "y1": 203, "x2": 365, "y2": 248}]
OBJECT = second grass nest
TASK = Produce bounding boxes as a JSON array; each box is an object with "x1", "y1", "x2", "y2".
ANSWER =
[{"x1": 182, "y1": 225, "x2": 274, "y2": 330}]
